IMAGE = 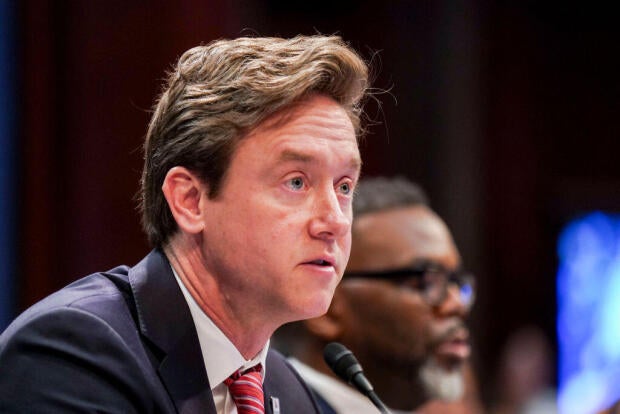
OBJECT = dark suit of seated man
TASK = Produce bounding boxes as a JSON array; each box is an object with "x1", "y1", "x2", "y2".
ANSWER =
[{"x1": 0, "y1": 35, "x2": 371, "y2": 413}]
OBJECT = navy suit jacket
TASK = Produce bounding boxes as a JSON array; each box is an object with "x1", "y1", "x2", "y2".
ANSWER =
[
  {"x1": 310, "y1": 389, "x2": 338, "y2": 414},
  {"x1": 0, "y1": 249, "x2": 320, "y2": 413}
]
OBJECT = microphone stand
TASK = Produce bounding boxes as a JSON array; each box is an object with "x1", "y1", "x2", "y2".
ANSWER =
[{"x1": 367, "y1": 390, "x2": 392, "y2": 414}]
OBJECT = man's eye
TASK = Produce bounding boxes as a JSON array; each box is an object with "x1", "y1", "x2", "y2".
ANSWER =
[
  {"x1": 287, "y1": 177, "x2": 305, "y2": 191},
  {"x1": 339, "y1": 182, "x2": 352, "y2": 195},
  {"x1": 402, "y1": 278, "x2": 425, "y2": 291}
]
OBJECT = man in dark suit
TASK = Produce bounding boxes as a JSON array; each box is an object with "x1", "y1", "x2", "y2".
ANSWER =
[{"x1": 0, "y1": 35, "x2": 370, "y2": 413}]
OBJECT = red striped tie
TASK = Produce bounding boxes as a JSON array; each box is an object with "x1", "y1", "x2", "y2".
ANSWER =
[{"x1": 225, "y1": 364, "x2": 265, "y2": 414}]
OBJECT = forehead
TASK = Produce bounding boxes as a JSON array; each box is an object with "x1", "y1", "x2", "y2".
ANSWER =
[
  {"x1": 238, "y1": 94, "x2": 360, "y2": 173},
  {"x1": 347, "y1": 205, "x2": 461, "y2": 271}
]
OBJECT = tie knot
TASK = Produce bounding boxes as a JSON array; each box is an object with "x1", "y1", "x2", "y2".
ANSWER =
[
  {"x1": 225, "y1": 364, "x2": 265, "y2": 414},
  {"x1": 226, "y1": 363, "x2": 263, "y2": 382}
]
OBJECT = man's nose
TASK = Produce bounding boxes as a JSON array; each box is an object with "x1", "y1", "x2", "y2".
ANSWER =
[
  {"x1": 308, "y1": 188, "x2": 351, "y2": 240},
  {"x1": 435, "y1": 284, "x2": 469, "y2": 318}
]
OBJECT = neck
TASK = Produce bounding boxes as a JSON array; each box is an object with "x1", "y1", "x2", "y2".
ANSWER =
[
  {"x1": 297, "y1": 340, "x2": 428, "y2": 410},
  {"x1": 164, "y1": 235, "x2": 274, "y2": 359},
  {"x1": 360, "y1": 354, "x2": 428, "y2": 410},
  {"x1": 301, "y1": 339, "x2": 336, "y2": 378}
]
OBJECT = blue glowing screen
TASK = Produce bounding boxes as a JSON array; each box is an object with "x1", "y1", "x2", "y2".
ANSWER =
[{"x1": 557, "y1": 212, "x2": 620, "y2": 413}]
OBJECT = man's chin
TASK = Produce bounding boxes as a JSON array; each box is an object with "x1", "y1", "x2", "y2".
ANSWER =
[{"x1": 419, "y1": 357, "x2": 465, "y2": 402}]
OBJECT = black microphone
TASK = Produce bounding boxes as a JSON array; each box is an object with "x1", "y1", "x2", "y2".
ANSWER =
[{"x1": 323, "y1": 342, "x2": 392, "y2": 414}]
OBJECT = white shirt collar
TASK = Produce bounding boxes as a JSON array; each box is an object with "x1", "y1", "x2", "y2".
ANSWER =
[{"x1": 171, "y1": 266, "x2": 269, "y2": 389}]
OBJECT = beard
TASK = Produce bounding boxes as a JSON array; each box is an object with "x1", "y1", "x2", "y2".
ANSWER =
[{"x1": 418, "y1": 357, "x2": 465, "y2": 402}]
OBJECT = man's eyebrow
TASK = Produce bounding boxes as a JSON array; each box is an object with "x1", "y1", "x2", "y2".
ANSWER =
[
  {"x1": 410, "y1": 258, "x2": 444, "y2": 270},
  {"x1": 278, "y1": 150, "x2": 314, "y2": 164},
  {"x1": 278, "y1": 149, "x2": 362, "y2": 171},
  {"x1": 409, "y1": 259, "x2": 460, "y2": 273}
]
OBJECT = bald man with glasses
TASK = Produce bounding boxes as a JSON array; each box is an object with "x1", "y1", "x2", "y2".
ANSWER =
[{"x1": 274, "y1": 176, "x2": 481, "y2": 413}]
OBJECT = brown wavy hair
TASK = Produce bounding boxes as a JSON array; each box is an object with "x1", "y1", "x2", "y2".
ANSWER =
[{"x1": 140, "y1": 35, "x2": 370, "y2": 247}]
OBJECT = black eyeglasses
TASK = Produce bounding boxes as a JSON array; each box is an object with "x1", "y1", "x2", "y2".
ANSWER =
[{"x1": 344, "y1": 264, "x2": 475, "y2": 309}]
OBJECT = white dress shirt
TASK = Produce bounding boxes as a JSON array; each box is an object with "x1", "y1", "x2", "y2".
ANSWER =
[{"x1": 173, "y1": 267, "x2": 269, "y2": 414}]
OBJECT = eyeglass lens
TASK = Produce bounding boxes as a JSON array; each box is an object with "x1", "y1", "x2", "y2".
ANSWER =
[{"x1": 408, "y1": 269, "x2": 475, "y2": 308}]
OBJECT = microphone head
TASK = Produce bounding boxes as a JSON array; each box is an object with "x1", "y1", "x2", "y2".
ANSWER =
[
  {"x1": 323, "y1": 342, "x2": 383, "y2": 406},
  {"x1": 323, "y1": 342, "x2": 363, "y2": 384}
]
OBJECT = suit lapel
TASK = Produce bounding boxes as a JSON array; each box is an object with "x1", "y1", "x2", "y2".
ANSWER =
[
  {"x1": 158, "y1": 328, "x2": 216, "y2": 414},
  {"x1": 129, "y1": 249, "x2": 216, "y2": 414},
  {"x1": 263, "y1": 351, "x2": 321, "y2": 414}
]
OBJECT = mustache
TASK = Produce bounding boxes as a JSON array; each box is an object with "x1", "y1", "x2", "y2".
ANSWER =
[{"x1": 430, "y1": 320, "x2": 469, "y2": 348}]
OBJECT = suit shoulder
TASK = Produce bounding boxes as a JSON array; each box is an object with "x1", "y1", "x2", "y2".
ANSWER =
[
  {"x1": 0, "y1": 305, "x2": 162, "y2": 413},
  {"x1": 0, "y1": 266, "x2": 137, "y2": 346}
]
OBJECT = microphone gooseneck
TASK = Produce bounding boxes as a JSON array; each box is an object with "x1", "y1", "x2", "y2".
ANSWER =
[{"x1": 323, "y1": 342, "x2": 392, "y2": 414}]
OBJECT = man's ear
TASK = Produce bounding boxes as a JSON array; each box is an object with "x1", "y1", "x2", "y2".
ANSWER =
[
  {"x1": 304, "y1": 289, "x2": 347, "y2": 341},
  {"x1": 161, "y1": 166, "x2": 206, "y2": 235}
]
